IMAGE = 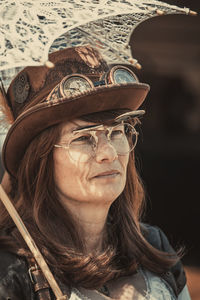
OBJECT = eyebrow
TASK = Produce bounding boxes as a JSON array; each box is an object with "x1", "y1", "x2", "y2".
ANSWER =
[{"x1": 72, "y1": 124, "x2": 102, "y2": 133}]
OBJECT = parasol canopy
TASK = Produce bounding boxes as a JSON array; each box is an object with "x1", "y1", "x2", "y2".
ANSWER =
[{"x1": 0, "y1": 0, "x2": 192, "y2": 73}]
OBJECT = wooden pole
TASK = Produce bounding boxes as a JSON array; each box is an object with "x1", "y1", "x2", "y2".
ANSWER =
[{"x1": 0, "y1": 184, "x2": 68, "y2": 300}]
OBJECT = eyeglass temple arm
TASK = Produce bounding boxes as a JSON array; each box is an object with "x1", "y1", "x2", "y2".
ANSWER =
[{"x1": 54, "y1": 144, "x2": 70, "y2": 149}]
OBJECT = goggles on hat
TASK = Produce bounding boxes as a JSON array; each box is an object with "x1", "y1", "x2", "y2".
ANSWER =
[{"x1": 47, "y1": 66, "x2": 138, "y2": 101}]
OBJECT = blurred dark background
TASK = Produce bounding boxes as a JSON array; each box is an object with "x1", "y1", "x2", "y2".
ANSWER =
[{"x1": 130, "y1": 0, "x2": 200, "y2": 268}]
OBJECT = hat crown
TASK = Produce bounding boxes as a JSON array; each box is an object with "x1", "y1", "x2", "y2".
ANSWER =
[{"x1": 7, "y1": 46, "x2": 109, "y2": 119}]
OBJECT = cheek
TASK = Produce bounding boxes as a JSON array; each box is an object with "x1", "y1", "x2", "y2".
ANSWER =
[
  {"x1": 119, "y1": 155, "x2": 129, "y2": 187},
  {"x1": 120, "y1": 154, "x2": 129, "y2": 174},
  {"x1": 53, "y1": 150, "x2": 90, "y2": 197}
]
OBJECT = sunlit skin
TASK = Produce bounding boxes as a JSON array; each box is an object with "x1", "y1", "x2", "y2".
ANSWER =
[{"x1": 53, "y1": 119, "x2": 129, "y2": 253}]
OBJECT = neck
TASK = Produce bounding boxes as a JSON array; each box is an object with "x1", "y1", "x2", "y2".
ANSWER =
[{"x1": 62, "y1": 199, "x2": 110, "y2": 254}]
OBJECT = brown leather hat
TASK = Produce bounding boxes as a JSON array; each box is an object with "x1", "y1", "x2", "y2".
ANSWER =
[{"x1": 2, "y1": 45, "x2": 150, "y2": 177}]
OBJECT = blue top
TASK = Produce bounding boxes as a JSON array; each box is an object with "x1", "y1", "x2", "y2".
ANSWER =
[{"x1": 68, "y1": 267, "x2": 191, "y2": 299}]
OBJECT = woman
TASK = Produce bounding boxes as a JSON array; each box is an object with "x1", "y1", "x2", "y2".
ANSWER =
[{"x1": 0, "y1": 45, "x2": 190, "y2": 299}]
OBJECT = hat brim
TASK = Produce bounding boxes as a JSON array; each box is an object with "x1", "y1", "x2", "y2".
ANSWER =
[{"x1": 3, "y1": 83, "x2": 150, "y2": 176}]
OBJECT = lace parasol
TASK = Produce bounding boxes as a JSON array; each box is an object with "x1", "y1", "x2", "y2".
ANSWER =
[{"x1": 0, "y1": 0, "x2": 193, "y2": 73}]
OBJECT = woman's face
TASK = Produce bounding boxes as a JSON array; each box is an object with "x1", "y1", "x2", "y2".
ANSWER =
[{"x1": 53, "y1": 119, "x2": 129, "y2": 207}]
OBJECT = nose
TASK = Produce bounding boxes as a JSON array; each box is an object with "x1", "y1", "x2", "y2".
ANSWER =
[{"x1": 95, "y1": 134, "x2": 118, "y2": 163}]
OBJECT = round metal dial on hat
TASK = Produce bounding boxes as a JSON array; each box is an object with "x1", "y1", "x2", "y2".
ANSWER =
[
  {"x1": 113, "y1": 68, "x2": 138, "y2": 84},
  {"x1": 61, "y1": 75, "x2": 92, "y2": 97}
]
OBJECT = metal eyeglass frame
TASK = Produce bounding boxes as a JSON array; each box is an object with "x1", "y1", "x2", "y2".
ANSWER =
[{"x1": 54, "y1": 122, "x2": 139, "y2": 162}]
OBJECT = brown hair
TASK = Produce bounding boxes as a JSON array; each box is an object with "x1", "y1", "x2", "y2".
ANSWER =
[{"x1": 0, "y1": 109, "x2": 178, "y2": 289}]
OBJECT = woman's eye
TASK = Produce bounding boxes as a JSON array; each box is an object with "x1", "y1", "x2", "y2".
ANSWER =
[
  {"x1": 71, "y1": 135, "x2": 92, "y2": 144},
  {"x1": 111, "y1": 130, "x2": 124, "y2": 138}
]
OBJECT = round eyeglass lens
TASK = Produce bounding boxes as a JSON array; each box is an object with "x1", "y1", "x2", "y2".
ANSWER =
[
  {"x1": 68, "y1": 132, "x2": 96, "y2": 162},
  {"x1": 113, "y1": 69, "x2": 137, "y2": 84},
  {"x1": 109, "y1": 123, "x2": 137, "y2": 155}
]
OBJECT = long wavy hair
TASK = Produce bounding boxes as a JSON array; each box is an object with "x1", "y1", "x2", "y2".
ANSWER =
[{"x1": 0, "y1": 109, "x2": 178, "y2": 289}]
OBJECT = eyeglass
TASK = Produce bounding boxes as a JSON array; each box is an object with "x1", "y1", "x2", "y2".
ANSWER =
[
  {"x1": 54, "y1": 122, "x2": 139, "y2": 163},
  {"x1": 47, "y1": 66, "x2": 138, "y2": 100}
]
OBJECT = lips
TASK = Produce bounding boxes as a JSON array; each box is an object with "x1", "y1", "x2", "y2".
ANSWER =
[{"x1": 92, "y1": 170, "x2": 120, "y2": 178}]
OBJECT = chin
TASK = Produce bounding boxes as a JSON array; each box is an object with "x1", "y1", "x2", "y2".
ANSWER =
[{"x1": 89, "y1": 189, "x2": 123, "y2": 204}]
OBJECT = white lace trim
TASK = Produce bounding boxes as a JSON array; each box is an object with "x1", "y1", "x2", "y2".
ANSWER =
[
  {"x1": 141, "y1": 269, "x2": 176, "y2": 300},
  {"x1": 70, "y1": 288, "x2": 92, "y2": 300}
]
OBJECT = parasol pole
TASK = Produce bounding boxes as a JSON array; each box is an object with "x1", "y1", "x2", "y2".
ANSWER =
[{"x1": 0, "y1": 184, "x2": 68, "y2": 300}]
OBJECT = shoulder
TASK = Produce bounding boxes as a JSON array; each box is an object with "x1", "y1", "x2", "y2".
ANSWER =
[
  {"x1": 0, "y1": 250, "x2": 27, "y2": 274},
  {"x1": 0, "y1": 250, "x2": 35, "y2": 299},
  {"x1": 141, "y1": 223, "x2": 175, "y2": 253},
  {"x1": 141, "y1": 223, "x2": 187, "y2": 297}
]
